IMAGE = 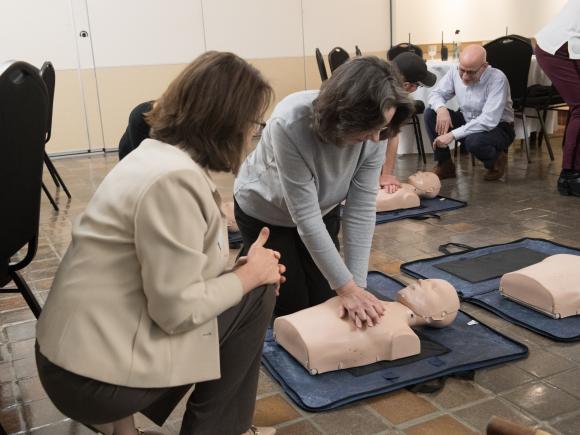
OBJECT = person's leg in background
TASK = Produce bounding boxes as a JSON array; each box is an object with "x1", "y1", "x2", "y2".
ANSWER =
[
  {"x1": 179, "y1": 284, "x2": 276, "y2": 435},
  {"x1": 535, "y1": 43, "x2": 580, "y2": 196},
  {"x1": 423, "y1": 108, "x2": 466, "y2": 178},
  {"x1": 234, "y1": 200, "x2": 310, "y2": 316},
  {"x1": 463, "y1": 122, "x2": 514, "y2": 180}
]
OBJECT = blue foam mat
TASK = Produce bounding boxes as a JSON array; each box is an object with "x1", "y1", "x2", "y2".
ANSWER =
[
  {"x1": 401, "y1": 238, "x2": 580, "y2": 341},
  {"x1": 375, "y1": 196, "x2": 466, "y2": 224},
  {"x1": 261, "y1": 272, "x2": 527, "y2": 411}
]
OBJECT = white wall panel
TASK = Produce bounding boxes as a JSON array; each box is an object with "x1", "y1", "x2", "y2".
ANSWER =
[
  {"x1": 393, "y1": 0, "x2": 569, "y2": 45},
  {"x1": 86, "y1": 0, "x2": 206, "y2": 67},
  {"x1": 302, "y1": 0, "x2": 390, "y2": 55},
  {"x1": 202, "y1": 0, "x2": 303, "y2": 58},
  {"x1": 0, "y1": 0, "x2": 78, "y2": 70}
]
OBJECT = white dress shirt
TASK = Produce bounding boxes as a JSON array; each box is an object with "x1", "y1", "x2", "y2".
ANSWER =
[{"x1": 536, "y1": 0, "x2": 580, "y2": 60}]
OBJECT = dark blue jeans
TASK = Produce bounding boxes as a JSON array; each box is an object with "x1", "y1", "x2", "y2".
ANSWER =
[{"x1": 424, "y1": 107, "x2": 515, "y2": 169}]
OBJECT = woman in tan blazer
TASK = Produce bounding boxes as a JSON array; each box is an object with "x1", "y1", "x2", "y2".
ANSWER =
[{"x1": 35, "y1": 52, "x2": 283, "y2": 435}]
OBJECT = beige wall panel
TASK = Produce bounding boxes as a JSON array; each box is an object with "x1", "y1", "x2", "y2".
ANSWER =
[
  {"x1": 94, "y1": 64, "x2": 185, "y2": 148},
  {"x1": 202, "y1": 0, "x2": 304, "y2": 58},
  {"x1": 305, "y1": 49, "x2": 385, "y2": 90},
  {"x1": 86, "y1": 0, "x2": 206, "y2": 67},
  {"x1": 248, "y1": 57, "x2": 307, "y2": 114},
  {"x1": 393, "y1": 0, "x2": 569, "y2": 45},
  {"x1": 302, "y1": 0, "x2": 390, "y2": 54},
  {"x1": 0, "y1": 0, "x2": 78, "y2": 69},
  {"x1": 46, "y1": 70, "x2": 90, "y2": 154}
]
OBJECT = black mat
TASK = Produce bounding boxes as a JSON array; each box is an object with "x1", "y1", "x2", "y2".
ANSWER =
[
  {"x1": 435, "y1": 247, "x2": 550, "y2": 283},
  {"x1": 375, "y1": 196, "x2": 467, "y2": 224}
]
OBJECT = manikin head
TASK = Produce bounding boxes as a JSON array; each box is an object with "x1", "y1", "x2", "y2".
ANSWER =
[
  {"x1": 397, "y1": 279, "x2": 459, "y2": 327},
  {"x1": 407, "y1": 171, "x2": 441, "y2": 198}
]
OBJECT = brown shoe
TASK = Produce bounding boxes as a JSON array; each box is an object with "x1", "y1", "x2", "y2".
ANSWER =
[
  {"x1": 484, "y1": 151, "x2": 507, "y2": 181},
  {"x1": 432, "y1": 159, "x2": 456, "y2": 179}
]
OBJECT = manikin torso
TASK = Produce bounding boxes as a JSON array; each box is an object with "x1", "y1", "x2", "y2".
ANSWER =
[
  {"x1": 500, "y1": 254, "x2": 580, "y2": 318},
  {"x1": 376, "y1": 172, "x2": 441, "y2": 212},
  {"x1": 273, "y1": 279, "x2": 460, "y2": 375}
]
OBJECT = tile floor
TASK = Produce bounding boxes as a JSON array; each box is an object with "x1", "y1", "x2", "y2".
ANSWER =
[{"x1": 2, "y1": 137, "x2": 580, "y2": 434}]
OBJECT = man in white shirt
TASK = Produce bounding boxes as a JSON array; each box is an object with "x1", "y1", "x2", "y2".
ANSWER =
[{"x1": 424, "y1": 44, "x2": 515, "y2": 181}]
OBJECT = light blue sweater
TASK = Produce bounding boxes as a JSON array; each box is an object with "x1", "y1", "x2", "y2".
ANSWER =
[{"x1": 234, "y1": 91, "x2": 386, "y2": 289}]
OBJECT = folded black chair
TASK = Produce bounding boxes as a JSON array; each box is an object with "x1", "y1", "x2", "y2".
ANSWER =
[
  {"x1": 39, "y1": 61, "x2": 71, "y2": 211},
  {"x1": 387, "y1": 43, "x2": 423, "y2": 61},
  {"x1": 0, "y1": 60, "x2": 49, "y2": 319},
  {"x1": 315, "y1": 48, "x2": 328, "y2": 82},
  {"x1": 328, "y1": 46, "x2": 350, "y2": 73},
  {"x1": 484, "y1": 35, "x2": 555, "y2": 163}
]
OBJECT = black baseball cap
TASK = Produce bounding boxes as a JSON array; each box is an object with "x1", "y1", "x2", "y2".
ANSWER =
[{"x1": 392, "y1": 52, "x2": 437, "y2": 87}]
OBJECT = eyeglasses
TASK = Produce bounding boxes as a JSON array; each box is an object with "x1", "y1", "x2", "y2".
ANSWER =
[
  {"x1": 458, "y1": 63, "x2": 485, "y2": 76},
  {"x1": 252, "y1": 120, "x2": 266, "y2": 134},
  {"x1": 412, "y1": 81, "x2": 425, "y2": 88}
]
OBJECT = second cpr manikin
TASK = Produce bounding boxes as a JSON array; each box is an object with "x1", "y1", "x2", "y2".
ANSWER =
[
  {"x1": 273, "y1": 279, "x2": 459, "y2": 375},
  {"x1": 376, "y1": 172, "x2": 441, "y2": 212},
  {"x1": 500, "y1": 254, "x2": 580, "y2": 318}
]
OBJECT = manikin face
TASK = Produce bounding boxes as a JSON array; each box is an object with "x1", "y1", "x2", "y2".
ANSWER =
[
  {"x1": 397, "y1": 279, "x2": 459, "y2": 327},
  {"x1": 407, "y1": 171, "x2": 441, "y2": 198}
]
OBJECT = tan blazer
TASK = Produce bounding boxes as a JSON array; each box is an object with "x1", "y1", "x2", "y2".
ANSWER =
[{"x1": 36, "y1": 139, "x2": 243, "y2": 388}]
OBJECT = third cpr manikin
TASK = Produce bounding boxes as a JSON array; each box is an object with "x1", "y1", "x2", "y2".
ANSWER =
[
  {"x1": 376, "y1": 171, "x2": 441, "y2": 212},
  {"x1": 273, "y1": 279, "x2": 460, "y2": 375}
]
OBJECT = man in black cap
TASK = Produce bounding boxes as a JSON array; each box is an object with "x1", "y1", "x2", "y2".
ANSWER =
[{"x1": 380, "y1": 52, "x2": 437, "y2": 192}]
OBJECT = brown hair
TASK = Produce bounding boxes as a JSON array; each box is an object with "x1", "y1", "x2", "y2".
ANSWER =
[
  {"x1": 312, "y1": 56, "x2": 414, "y2": 144},
  {"x1": 145, "y1": 51, "x2": 273, "y2": 172}
]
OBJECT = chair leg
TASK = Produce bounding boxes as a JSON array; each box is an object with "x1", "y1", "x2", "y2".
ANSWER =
[
  {"x1": 412, "y1": 116, "x2": 426, "y2": 165},
  {"x1": 9, "y1": 270, "x2": 42, "y2": 319},
  {"x1": 537, "y1": 109, "x2": 548, "y2": 148},
  {"x1": 41, "y1": 182, "x2": 59, "y2": 211},
  {"x1": 535, "y1": 108, "x2": 554, "y2": 161},
  {"x1": 44, "y1": 152, "x2": 71, "y2": 198},
  {"x1": 44, "y1": 154, "x2": 60, "y2": 188},
  {"x1": 521, "y1": 113, "x2": 531, "y2": 163}
]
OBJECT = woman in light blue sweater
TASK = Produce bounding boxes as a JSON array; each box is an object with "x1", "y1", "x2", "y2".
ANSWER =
[{"x1": 234, "y1": 56, "x2": 414, "y2": 328}]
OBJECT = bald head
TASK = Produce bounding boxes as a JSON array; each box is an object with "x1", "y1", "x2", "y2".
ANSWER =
[
  {"x1": 458, "y1": 44, "x2": 488, "y2": 85},
  {"x1": 459, "y1": 44, "x2": 486, "y2": 68}
]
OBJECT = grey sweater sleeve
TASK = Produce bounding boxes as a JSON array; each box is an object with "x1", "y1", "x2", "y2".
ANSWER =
[
  {"x1": 270, "y1": 119, "x2": 353, "y2": 290},
  {"x1": 341, "y1": 144, "x2": 384, "y2": 288}
]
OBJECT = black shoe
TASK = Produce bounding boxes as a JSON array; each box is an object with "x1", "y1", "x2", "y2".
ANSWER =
[{"x1": 558, "y1": 171, "x2": 580, "y2": 196}]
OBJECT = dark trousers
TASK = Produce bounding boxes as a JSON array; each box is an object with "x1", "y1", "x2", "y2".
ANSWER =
[
  {"x1": 36, "y1": 285, "x2": 275, "y2": 435},
  {"x1": 535, "y1": 43, "x2": 580, "y2": 171},
  {"x1": 234, "y1": 200, "x2": 340, "y2": 316},
  {"x1": 424, "y1": 107, "x2": 515, "y2": 169}
]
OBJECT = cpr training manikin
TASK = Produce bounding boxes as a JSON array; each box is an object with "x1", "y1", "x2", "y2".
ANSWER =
[
  {"x1": 500, "y1": 254, "x2": 580, "y2": 319},
  {"x1": 273, "y1": 279, "x2": 460, "y2": 375},
  {"x1": 376, "y1": 171, "x2": 441, "y2": 213}
]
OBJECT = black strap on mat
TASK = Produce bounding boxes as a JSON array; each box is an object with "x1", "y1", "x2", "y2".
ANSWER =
[
  {"x1": 409, "y1": 213, "x2": 441, "y2": 221},
  {"x1": 408, "y1": 370, "x2": 475, "y2": 394},
  {"x1": 438, "y1": 242, "x2": 475, "y2": 255}
]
